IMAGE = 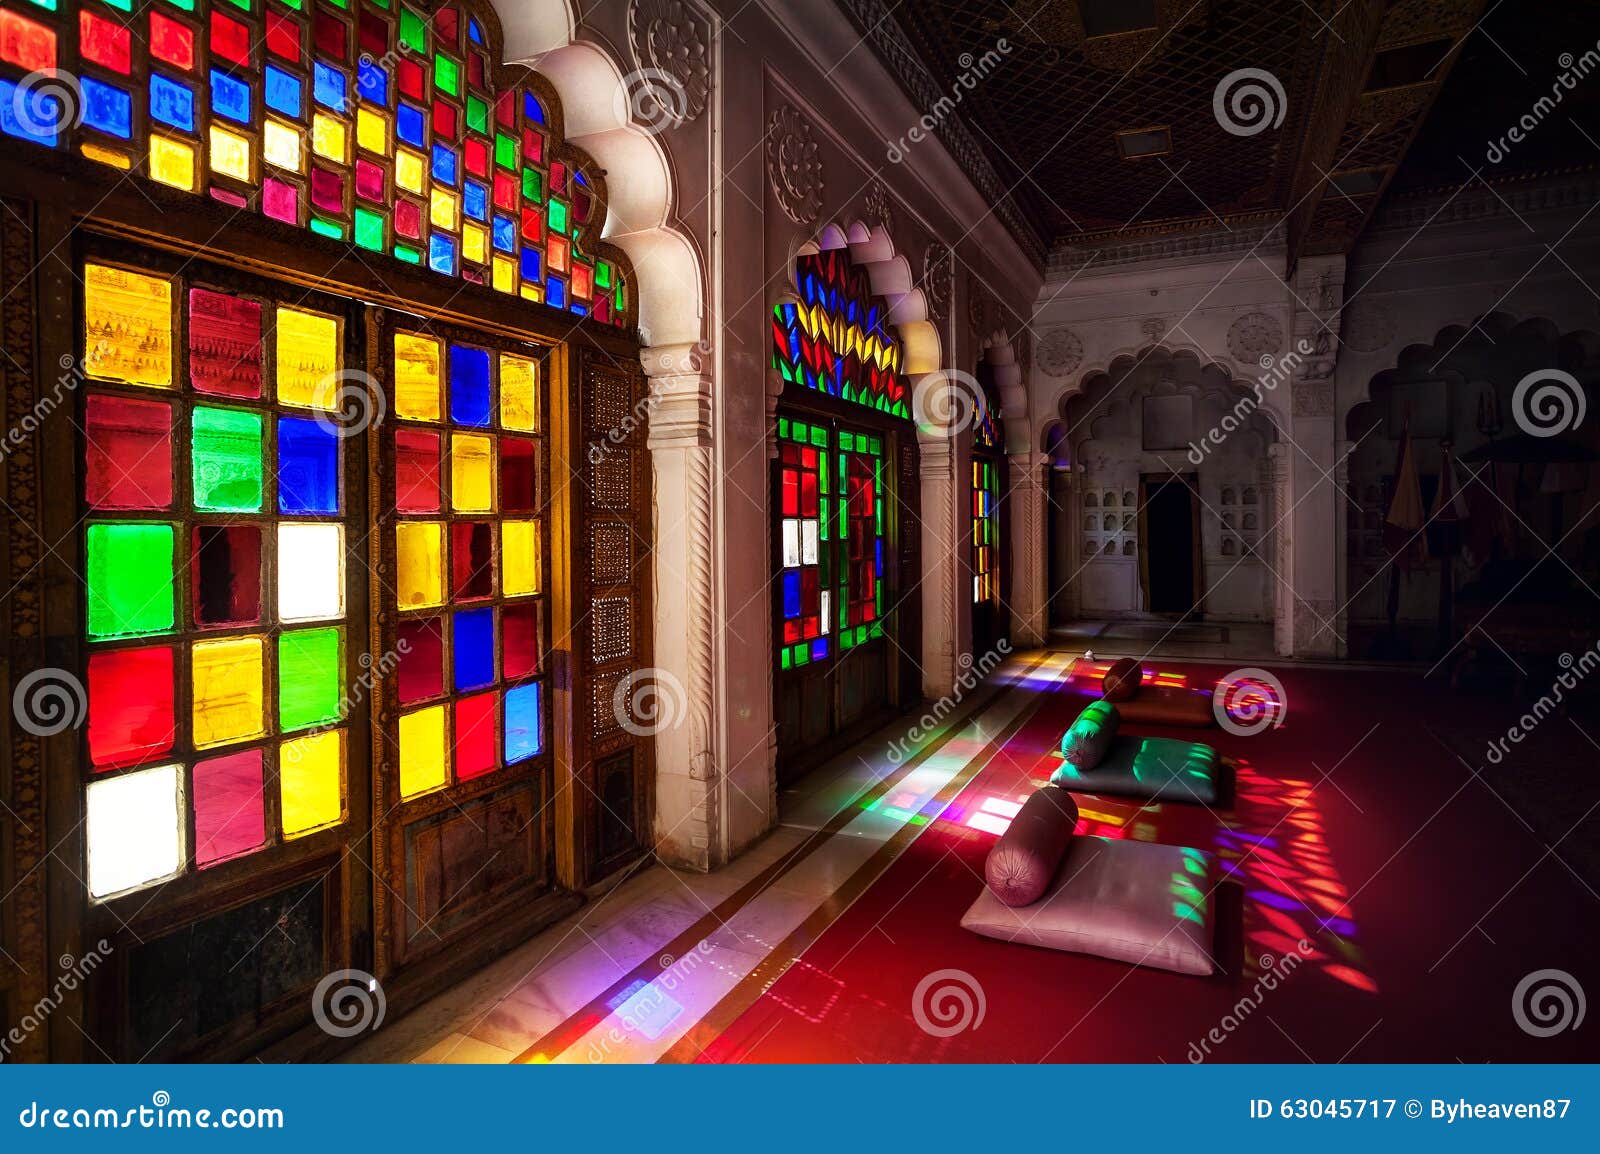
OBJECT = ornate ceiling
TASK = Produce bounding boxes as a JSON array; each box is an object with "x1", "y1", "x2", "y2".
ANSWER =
[{"x1": 846, "y1": 0, "x2": 1531, "y2": 267}]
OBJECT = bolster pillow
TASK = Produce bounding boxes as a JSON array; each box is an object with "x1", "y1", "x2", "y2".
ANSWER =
[
  {"x1": 1058, "y1": 699, "x2": 1120, "y2": 770},
  {"x1": 984, "y1": 787, "x2": 1080, "y2": 907},
  {"x1": 1101, "y1": 656, "x2": 1142, "y2": 701}
]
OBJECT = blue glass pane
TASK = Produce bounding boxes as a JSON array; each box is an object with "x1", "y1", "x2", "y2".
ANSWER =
[
  {"x1": 571, "y1": 304, "x2": 587, "y2": 317},
  {"x1": 81, "y1": 77, "x2": 133, "y2": 139},
  {"x1": 357, "y1": 59, "x2": 387, "y2": 105},
  {"x1": 810, "y1": 638, "x2": 829, "y2": 661},
  {"x1": 149, "y1": 75, "x2": 195, "y2": 132},
  {"x1": 313, "y1": 63, "x2": 347, "y2": 113},
  {"x1": 524, "y1": 91, "x2": 545, "y2": 124},
  {"x1": 264, "y1": 66, "x2": 301, "y2": 118},
  {"x1": 491, "y1": 214, "x2": 515, "y2": 253},
  {"x1": 547, "y1": 277, "x2": 566, "y2": 309},
  {"x1": 430, "y1": 143, "x2": 457, "y2": 185},
  {"x1": 453, "y1": 607, "x2": 495, "y2": 692},
  {"x1": 0, "y1": 78, "x2": 59, "y2": 146},
  {"x1": 505, "y1": 682, "x2": 541, "y2": 763},
  {"x1": 519, "y1": 247, "x2": 541, "y2": 282},
  {"x1": 277, "y1": 417, "x2": 340, "y2": 515},
  {"x1": 782, "y1": 571, "x2": 800, "y2": 618},
  {"x1": 428, "y1": 233, "x2": 456, "y2": 275},
  {"x1": 448, "y1": 345, "x2": 491, "y2": 426},
  {"x1": 463, "y1": 181, "x2": 487, "y2": 222},
  {"x1": 468, "y1": 17, "x2": 484, "y2": 45},
  {"x1": 209, "y1": 69, "x2": 251, "y2": 124},
  {"x1": 396, "y1": 103, "x2": 425, "y2": 147}
]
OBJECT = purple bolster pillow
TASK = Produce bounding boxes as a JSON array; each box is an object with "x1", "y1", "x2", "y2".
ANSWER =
[{"x1": 984, "y1": 787, "x2": 1080, "y2": 908}]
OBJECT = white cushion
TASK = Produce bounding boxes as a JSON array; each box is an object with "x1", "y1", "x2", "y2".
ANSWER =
[{"x1": 960, "y1": 836, "x2": 1216, "y2": 976}]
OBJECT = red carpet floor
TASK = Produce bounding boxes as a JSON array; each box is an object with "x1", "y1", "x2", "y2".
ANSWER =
[{"x1": 698, "y1": 660, "x2": 1599, "y2": 1063}]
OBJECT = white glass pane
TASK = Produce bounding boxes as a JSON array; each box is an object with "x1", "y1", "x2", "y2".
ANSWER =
[
  {"x1": 801, "y1": 519, "x2": 819, "y2": 565},
  {"x1": 820, "y1": 590, "x2": 831, "y2": 634},
  {"x1": 278, "y1": 523, "x2": 345, "y2": 622},
  {"x1": 88, "y1": 763, "x2": 183, "y2": 898},
  {"x1": 781, "y1": 519, "x2": 800, "y2": 568}
]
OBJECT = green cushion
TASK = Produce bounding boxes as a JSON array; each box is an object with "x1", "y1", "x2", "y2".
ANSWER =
[
  {"x1": 1059, "y1": 699, "x2": 1120, "y2": 769},
  {"x1": 1051, "y1": 736, "x2": 1219, "y2": 805}
]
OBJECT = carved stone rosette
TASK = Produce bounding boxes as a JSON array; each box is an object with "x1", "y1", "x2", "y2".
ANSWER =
[
  {"x1": 766, "y1": 106, "x2": 824, "y2": 226},
  {"x1": 627, "y1": 0, "x2": 712, "y2": 125}
]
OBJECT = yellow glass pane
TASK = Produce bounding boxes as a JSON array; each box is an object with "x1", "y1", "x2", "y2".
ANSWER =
[
  {"x1": 500, "y1": 354, "x2": 538, "y2": 431},
  {"x1": 276, "y1": 307, "x2": 340, "y2": 410},
  {"x1": 84, "y1": 264, "x2": 173, "y2": 388},
  {"x1": 394, "y1": 331, "x2": 441, "y2": 421},
  {"x1": 429, "y1": 189, "x2": 457, "y2": 230},
  {"x1": 503, "y1": 520, "x2": 541, "y2": 595},
  {"x1": 149, "y1": 134, "x2": 196, "y2": 191},
  {"x1": 399, "y1": 705, "x2": 448, "y2": 798},
  {"x1": 451, "y1": 433, "x2": 493, "y2": 512},
  {"x1": 81, "y1": 142, "x2": 130, "y2": 170},
  {"x1": 492, "y1": 255, "x2": 515, "y2": 294},
  {"x1": 209, "y1": 123, "x2": 251, "y2": 182},
  {"x1": 264, "y1": 118, "x2": 303, "y2": 172},
  {"x1": 395, "y1": 521, "x2": 444, "y2": 608},
  {"x1": 192, "y1": 636, "x2": 266, "y2": 749},
  {"x1": 356, "y1": 107, "x2": 389, "y2": 155},
  {"x1": 312, "y1": 113, "x2": 348, "y2": 163},
  {"x1": 519, "y1": 284, "x2": 543, "y2": 304},
  {"x1": 280, "y1": 729, "x2": 344, "y2": 838},
  {"x1": 395, "y1": 148, "x2": 425, "y2": 193},
  {"x1": 462, "y1": 222, "x2": 486, "y2": 264}
]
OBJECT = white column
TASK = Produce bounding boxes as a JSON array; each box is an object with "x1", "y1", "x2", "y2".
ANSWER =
[
  {"x1": 1007, "y1": 451, "x2": 1048, "y2": 646},
  {"x1": 918, "y1": 435, "x2": 961, "y2": 697},
  {"x1": 1267, "y1": 443, "x2": 1294, "y2": 656}
]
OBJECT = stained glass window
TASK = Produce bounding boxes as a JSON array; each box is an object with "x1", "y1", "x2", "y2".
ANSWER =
[
  {"x1": 771, "y1": 249, "x2": 908, "y2": 418},
  {"x1": 388, "y1": 326, "x2": 547, "y2": 801},
  {"x1": 0, "y1": 0, "x2": 630, "y2": 325},
  {"x1": 81, "y1": 260, "x2": 350, "y2": 899},
  {"x1": 775, "y1": 416, "x2": 886, "y2": 669},
  {"x1": 972, "y1": 458, "x2": 998, "y2": 605}
]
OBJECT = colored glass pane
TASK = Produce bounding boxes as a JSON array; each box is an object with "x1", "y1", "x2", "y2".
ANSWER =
[
  {"x1": 86, "y1": 763, "x2": 183, "y2": 897},
  {"x1": 452, "y1": 606, "x2": 494, "y2": 691},
  {"x1": 191, "y1": 523, "x2": 261, "y2": 626},
  {"x1": 395, "y1": 331, "x2": 441, "y2": 420},
  {"x1": 84, "y1": 393, "x2": 172, "y2": 509},
  {"x1": 499, "y1": 354, "x2": 537, "y2": 430},
  {"x1": 278, "y1": 416, "x2": 340, "y2": 514},
  {"x1": 85, "y1": 264, "x2": 172, "y2": 387},
  {"x1": 188, "y1": 288, "x2": 262, "y2": 397},
  {"x1": 399, "y1": 704, "x2": 447, "y2": 797},
  {"x1": 280, "y1": 729, "x2": 343, "y2": 837},
  {"x1": 193, "y1": 749, "x2": 267, "y2": 866},
  {"x1": 396, "y1": 521, "x2": 444, "y2": 608},
  {"x1": 87, "y1": 522, "x2": 174, "y2": 638},
  {"x1": 504, "y1": 682, "x2": 540, "y2": 763},
  {"x1": 450, "y1": 432, "x2": 492, "y2": 511},
  {"x1": 191, "y1": 634, "x2": 265, "y2": 747},
  {"x1": 191, "y1": 405, "x2": 263, "y2": 511},
  {"x1": 278, "y1": 626, "x2": 342, "y2": 730},
  {"x1": 453, "y1": 692, "x2": 497, "y2": 780},
  {"x1": 87, "y1": 645, "x2": 176, "y2": 768},
  {"x1": 275, "y1": 307, "x2": 339, "y2": 409},
  {"x1": 502, "y1": 520, "x2": 539, "y2": 595},
  {"x1": 277, "y1": 523, "x2": 344, "y2": 621},
  {"x1": 396, "y1": 616, "x2": 444, "y2": 703},
  {"x1": 395, "y1": 428, "x2": 441, "y2": 511}
]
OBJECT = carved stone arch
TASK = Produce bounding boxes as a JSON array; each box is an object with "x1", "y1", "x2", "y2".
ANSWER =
[{"x1": 982, "y1": 328, "x2": 1033, "y2": 456}]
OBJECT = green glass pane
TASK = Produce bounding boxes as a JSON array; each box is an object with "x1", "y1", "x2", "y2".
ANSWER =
[
  {"x1": 394, "y1": 244, "x2": 421, "y2": 264},
  {"x1": 366, "y1": 0, "x2": 390, "y2": 8},
  {"x1": 279, "y1": 627, "x2": 343, "y2": 730},
  {"x1": 273, "y1": 0, "x2": 304, "y2": 7},
  {"x1": 521, "y1": 165, "x2": 542, "y2": 204},
  {"x1": 547, "y1": 199, "x2": 567, "y2": 236},
  {"x1": 354, "y1": 208, "x2": 385, "y2": 251},
  {"x1": 467, "y1": 95, "x2": 488, "y2": 134},
  {"x1": 493, "y1": 133, "x2": 515, "y2": 170},
  {"x1": 87, "y1": 523, "x2": 174, "y2": 638},
  {"x1": 26, "y1": 0, "x2": 58, "y2": 10},
  {"x1": 192, "y1": 406, "x2": 263, "y2": 512},
  {"x1": 222, "y1": 0, "x2": 252, "y2": 9},
  {"x1": 780, "y1": 647, "x2": 791, "y2": 670},
  {"x1": 309, "y1": 217, "x2": 345, "y2": 240},
  {"x1": 595, "y1": 260, "x2": 611, "y2": 289},
  {"x1": 398, "y1": 8, "x2": 428, "y2": 53},
  {"x1": 324, "y1": 0, "x2": 347, "y2": 7},
  {"x1": 101, "y1": 0, "x2": 133, "y2": 10},
  {"x1": 434, "y1": 54, "x2": 459, "y2": 97}
]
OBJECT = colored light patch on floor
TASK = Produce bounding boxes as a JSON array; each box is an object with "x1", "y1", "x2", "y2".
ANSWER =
[{"x1": 604, "y1": 978, "x2": 686, "y2": 1042}]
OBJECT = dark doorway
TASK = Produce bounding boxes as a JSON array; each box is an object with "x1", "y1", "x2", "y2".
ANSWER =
[{"x1": 1141, "y1": 474, "x2": 1201, "y2": 615}]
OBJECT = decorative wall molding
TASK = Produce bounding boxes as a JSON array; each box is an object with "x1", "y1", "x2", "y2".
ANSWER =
[
  {"x1": 1047, "y1": 222, "x2": 1287, "y2": 274},
  {"x1": 766, "y1": 105, "x2": 825, "y2": 225},
  {"x1": 920, "y1": 242, "x2": 951, "y2": 326},
  {"x1": 1036, "y1": 327, "x2": 1084, "y2": 378},
  {"x1": 1370, "y1": 172, "x2": 1600, "y2": 233},
  {"x1": 861, "y1": 178, "x2": 894, "y2": 235},
  {"x1": 627, "y1": 0, "x2": 712, "y2": 125},
  {"x1": 1227, "y1": 310, "x2": 1285, "y2": 364}
]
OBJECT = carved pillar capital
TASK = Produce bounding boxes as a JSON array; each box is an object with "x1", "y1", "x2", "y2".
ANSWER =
[{"x1": 642, "y1": 342, "x2": 713, "y2": 451}]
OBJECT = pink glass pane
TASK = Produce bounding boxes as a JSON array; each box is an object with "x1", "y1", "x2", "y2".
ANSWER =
[
  {"x1": 395, "y1": 429, "x2": 441, "y2": 511},
  {"x1": 356, "y1": 158, "x2": 385, "y2": 202},
  {"x1": 311, "y1": 167, "x2": 345, "y2": 214},
  {"x1": 193, "y1": 748, "x2": 267, "y2": 867},
  {"x1": 397, "y1": 616, "x2": 445, "y2": 703},
  {"x1": 189, "y1": 288, "x2": 262, "y2": 398},
  {"x1": 263, "y1": 178, "x2": 299, "y2": 224}
]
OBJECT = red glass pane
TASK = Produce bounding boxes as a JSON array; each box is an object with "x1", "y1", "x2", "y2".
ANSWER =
[
  {"x1": 467, "y1": 52, "x2": 484, "y2": 91},
  {"x1": 397, "y1": 616, "x2": 444, "y2": 703},
  {"x1": 802, "y1": 568, "x2": 819, "y2": 613},
  {"x1": 193, "y1": 749, "x2": 267, "y2": 867},
  {"x1": 84, "y1": 393, "x2": 172, "y2": 510},
  {"x1": 453, "y1": 692, "x2": 497, "y2": 781},
  {"x1": 492, "y1": 172, "x2": 516, "y2": 211},
  {"x1": 520, "y1": 206, "x2": 542, "y2": 242},
  {"x1": 394, "y1": 198, "x2": 421, "y2": 239},
  {"x1": 464, "y1": 137, "x2": 488, "y2": 176},
  {"x1": 313, "y1": 10, "x2": 347, "y2": 59},
  {"x1": 495, "y1": 90, "x2": 514, "y2": 128},
  {"x1": 548, "y1": 162, "x2": 566, "y2": 195},
  {"x1": 87, "y1": 645, "x2": 175, "y2": 768},
  {"x1": 80, "y1": 10, "x2": 131, "y2": 73},
  {"x1": 311, "y1": 166, "x2": 345, "y2": 213},
  {"x1": 781, "y1": 469, "x2": 798, "y2": 516},
  {"x1": 398, "y1": 57, "x2": 424, "y2": 99},
  {"x1": 524, "y1": 128, "x2": 543, "y2": 165},
  {"x1": 358, "y1": 11, "x2": 387, "y2": 58},
  {"x1": 502, "y1": 603, "x2": 539, "y2": 679},
  {"x1": 263, "y1": 177, "x2": 299, "y2": 224},
  {"x1": 500, "y1": 438, "x2": 535, "y2": 512},
  {"x1": 395, "y1": 430, "x2": 440, "y2": 511},
  {"x1": 433, "y1": 7, "x2": 459, "y2": 42},
  {"x1": 209, "y1": 11, "x2": 252, "y2": 68},
  {"x1": 191, "y1": 524, "x2": 262, "y2": 627},
  {"x1": 801, "y1": 470, "x2": 818, "y2": 516},
  {"x1": 451, "y1": 521, "x2": 494, "y2": 599},
  {"x1": 431, "y1": 100, "x2": 457, "y2": 140},
  {"x1": 783, "y1": 619, "x2": 800, "y2": 643},
  {"x1": 0, "y1": 10, "x2": 54, "y2": 74},
  {"x1": 356, "y1": 158, "x2": 385, "y2": 201},
  {"x1": 189, "y1": 288, "x2": 262, "y2": 398},
  {"x1": 149, "y1": 12, "x2": 196, "y2": 71},
  {"x1": 266, "y1": 11, "x2": 300, "y2": 62}
]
